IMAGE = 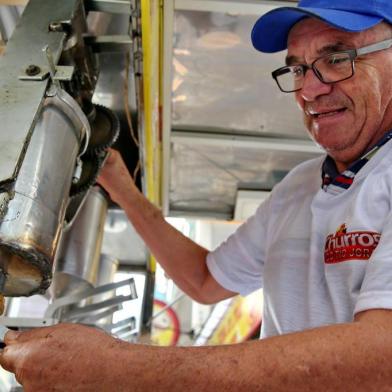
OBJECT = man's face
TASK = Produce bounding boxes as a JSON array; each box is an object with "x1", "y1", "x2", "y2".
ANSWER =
[{"x1": 287, "y1": 19, "x2": 392, "y2": 171}]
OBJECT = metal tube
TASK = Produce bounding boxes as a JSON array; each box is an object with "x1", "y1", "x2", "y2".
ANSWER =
[
  {"x1": 0, "y1": 91, "x2": 88, "y2": 297},
  {"x1": 51, "y1": 186, "x2": 109, "y2": 299}
]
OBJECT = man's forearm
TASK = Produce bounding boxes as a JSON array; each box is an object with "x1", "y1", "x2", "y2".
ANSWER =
[
  {"x1": 115, "y1": 309, "x2": 392, "y2": 391},
  {"x1": 118, "y1": 187, "x2": 213, "y2": 302},
  {"x1": 98, "y1": 149, "x2": 234, "y2": 303},
  {"x1": 3, "y1": 311, "x2": 391, "y2": 390}
]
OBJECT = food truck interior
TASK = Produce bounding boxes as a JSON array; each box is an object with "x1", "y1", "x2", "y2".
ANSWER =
[{"x1": 0, "y1": 0, "x2": 321, "y2": 389}]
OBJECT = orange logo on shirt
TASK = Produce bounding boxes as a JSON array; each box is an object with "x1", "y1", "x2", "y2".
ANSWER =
[
  {"x1": 335, "y1": 224, "x2": 347, "y2": 234},
  {"x1": 324, "y1": 224, "x2": 381, "y2": 264}
]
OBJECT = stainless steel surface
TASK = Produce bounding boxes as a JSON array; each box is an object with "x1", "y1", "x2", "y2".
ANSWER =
[
  {"x1": 107, "y1": 316, "x2": 136, "y2": 338},
  {"x1": 84, "y1": 0, "x2": 132, "y2": 14},
  {"x1": 53, "y1": 65, "x2": 75, "y2": 81},
  {"x1": 97, "y1": 254, "x2": 119, "y2": 286},
  {"x1": 49, "y1": 89, "x2": 91, "y2": 155},
  {"x1": 62, "y1": 294, "x2": 132, "y2": 321},
  {"x1": 1, "y1": 278, "x2": 136, "y2": 332},
  {"x1": 79, "y1": 7, "x2": 145, "y2": 263},
  {"x1": 162, "y1": 0, "x2": 175, "y2": 216},
  {"x1": 92, "y1": 254, "x2": 119, "y2": 325},
  {"x1": 4, "y1": 293, "x2": 49, "y2": 318},
  {"x1": 0, "y1": 316, "x2": 57, "y2": 328},
  {"x1": 175, "y1": 0, "x2": 292, "y2": 13},
  {"x1": 51, "y1": 187, "x2": 108, "y2": 299},
  {"x1": 0, "y1": 325, "x2": 8, "y2": 341},
  {"x1": 87, "y1": 10, "x2": 145, "y2": 262},
  {"x1": 44, "y1": 45, "x2": 62, "y2": 92},
  {"x1": 90, "y1": 11, "x2": 137, "y2": 111},
  {"x1": 45, "y1": 277, "x2": 137, "y2": 318},
  {"x1": 171, "y1": 9, "x2": 303, "y2": 136},
  {"x1": 84, "y1": 35, "x2": 132, "y2": 53},
  {"x1": 61, "y1": 0, "x2": 99, "y2": 103},
  {"x1": 162, "y1": 1, "x2": 322, "y2": 218},
  {"x1": 171, "y1": 130, "x2": 321, "y2": 154},
  {"x1": 0, "y1": 0, "x2": 142, "y2": 356},
  {"x1": 169, "y1": 138, "x2": 320, "y2": 217},
  {"x1": 101, "y1": 209, "x2": 148, "y2": 266},
  {"x1": 18, "y1": 65, "x2": 75, "y2": 82},
  {"x1": 0, "y1": 0, "x2": 81, "y2": 184},
  {"x1": 0, "y1": 5, "x2": 23, "y2": 42},
  {"x1": 0, "y1": 91, "x2": 88, "y2": 296}
]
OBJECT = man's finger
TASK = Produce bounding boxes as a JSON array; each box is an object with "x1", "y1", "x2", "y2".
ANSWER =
[
  {"x1": 3, "y1": 330, "x2": 21, "y2": 345},
  {"x1": 104, "y1": 148, "x2": 117, "y2": 165},
  {"x1": 0, "y1": 344, "x2": 22, "y2": 373},
  {"x1": 4, "y1": 325, "x2": 61, "y2": 345}
]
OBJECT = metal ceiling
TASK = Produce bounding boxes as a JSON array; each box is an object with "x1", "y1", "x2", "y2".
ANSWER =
[{"x1": 162, "y1": 0, "x2": 322, "y2": 219}]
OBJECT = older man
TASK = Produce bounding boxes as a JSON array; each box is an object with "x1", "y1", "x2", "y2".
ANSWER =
[{"x1": 2, "y1": 0, "x2": 392, "y2": 390}]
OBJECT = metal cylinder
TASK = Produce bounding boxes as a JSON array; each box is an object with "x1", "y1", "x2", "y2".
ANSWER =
[
  {"x1": 0, "y1": 91, "x2": 89, "y2": 296},
  {"x1": 92, "y1": 254, "x2": 119, "y2": 326},
  {"x1": 96, "y1": 254, "x2": 119, "y2": 287},
  {"x1": 51, "y1": 186, "x2": 108, "y2": 299}
]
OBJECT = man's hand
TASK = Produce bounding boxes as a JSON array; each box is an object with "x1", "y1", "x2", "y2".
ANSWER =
[
  {"x1": 0, "y1": 323, "x2": 127, "y2": 392},
  {"x1": 97, "y1": 150, "x2": 230, "y2": 305},
  {"x1": 97, "y1": 148, "x2": 139, "y2": 207}
]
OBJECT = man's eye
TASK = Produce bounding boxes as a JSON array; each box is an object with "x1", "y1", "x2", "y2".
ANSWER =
[
  {"x1": 328, "y1": 55, "x2": 350, "y2": 65},
  {"x1": 292, "y1": 66, "x2": 304, "y2": 77}
]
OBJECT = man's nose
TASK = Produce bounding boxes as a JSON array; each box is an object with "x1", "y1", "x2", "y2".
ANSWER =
[{"x1": 299, "y1": 69, "x2": 332, "y2": 101}]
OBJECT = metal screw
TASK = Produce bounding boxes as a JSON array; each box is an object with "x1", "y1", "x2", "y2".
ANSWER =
[
  {"x1": 25, "y1": 64, "x2": 41, "y2": 76},
  {"x1": 48, "y1": 20, "x2": 71, "y2": 34},
  {"x1": 48, "y1": 22, "x2": 63, "y2": 32}
]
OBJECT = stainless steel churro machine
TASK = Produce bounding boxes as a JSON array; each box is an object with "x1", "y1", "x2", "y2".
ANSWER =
[{"x1": 0, "y1": 0, "x2": 142, "y2": 336}]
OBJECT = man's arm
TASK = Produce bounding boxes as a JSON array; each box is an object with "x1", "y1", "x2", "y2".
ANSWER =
[
  {"x1": 1, "y1": 309, "x2": 392, "y2": 391},
  {"x1": 97, "y1": 149, "x2": 235, "y2": 304}
]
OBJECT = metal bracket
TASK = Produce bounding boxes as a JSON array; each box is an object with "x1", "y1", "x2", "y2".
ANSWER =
[
  {"x1": 45, "y1": 277, "x2": 137, "y2": 318},
  {"x1": 0, "y1": 317, "x2": 58, "y2": 328},
  {"x1": 0, "y1": 278, "x2": 138, "y2": 339},
  {"x1": 18, "y1": 65, "x2": 75, "y2": 81}
]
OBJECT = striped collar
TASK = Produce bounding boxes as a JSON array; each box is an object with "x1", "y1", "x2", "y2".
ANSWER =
[{"x1": 322, "y1": 130, "x2": 392, "y2": 194}]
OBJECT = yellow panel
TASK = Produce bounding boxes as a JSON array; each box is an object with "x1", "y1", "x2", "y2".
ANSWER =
[
  {"x1": 208, "y1": 290, "x2": 264, "y2": 345},
  {"x1": 141, "y1": 0, "x2": 161, "y2": 206},
  {"x1": 141, "y1": 0, "x2": 163, "y2": 273}
]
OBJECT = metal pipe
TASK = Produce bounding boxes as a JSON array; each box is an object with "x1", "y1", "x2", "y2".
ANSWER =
[
  {"x1": 51, "y1": 186, "x2": 109, "y2": 299},
  {"x1": 0, "y1": 90, "x2": 88, "y2": 297}
]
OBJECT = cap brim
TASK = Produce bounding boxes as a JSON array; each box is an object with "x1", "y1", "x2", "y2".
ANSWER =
[{"x1": 252, "y1": 7, "x2": 383, "y2": 53}]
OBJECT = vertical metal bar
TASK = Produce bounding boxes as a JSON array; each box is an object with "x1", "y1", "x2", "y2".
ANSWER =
[
  {"x1": 43, "y1": 45, "x2": 61, "y2": 93},
  {"x1": 161, "y1": 0, "x2": 174, "y2": 216}
]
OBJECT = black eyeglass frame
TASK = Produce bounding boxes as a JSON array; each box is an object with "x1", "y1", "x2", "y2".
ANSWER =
[{"x1": 272, "y1": 38, "x2": 392, "y2": 93}]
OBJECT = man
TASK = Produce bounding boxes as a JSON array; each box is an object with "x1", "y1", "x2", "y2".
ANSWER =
[{"x1": 2, "y1": 0, "x2": 392, "y2": 390}]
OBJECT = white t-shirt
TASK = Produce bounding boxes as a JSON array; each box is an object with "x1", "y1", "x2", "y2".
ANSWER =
[{"x1": 207, "y1": 140, "x2": 392, "y2": 338}]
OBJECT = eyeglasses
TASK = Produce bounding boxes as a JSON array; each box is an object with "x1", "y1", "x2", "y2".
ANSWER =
[{"x1": 272, "y1": 38, "x2": 392, "y2": 93}]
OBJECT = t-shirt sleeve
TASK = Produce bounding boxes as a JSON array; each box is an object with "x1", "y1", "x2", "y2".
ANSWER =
[
  {"x1": 355, "y1": 210, "x2": 392, "y2": 314},
  {"x1": 206, "y1": 196, "x2": 271, "y2": 297}
]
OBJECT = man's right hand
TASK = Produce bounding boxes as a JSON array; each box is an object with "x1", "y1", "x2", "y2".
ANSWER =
[
  {"x1": 97, "y1": 149, "x2": 233, "y2": 305},
  {"x1": 0, "y1": 323, "x2": 130, "y2": 391},
  {"x1": 97, "y1": 148, "x2": 139, "y2": 207}
]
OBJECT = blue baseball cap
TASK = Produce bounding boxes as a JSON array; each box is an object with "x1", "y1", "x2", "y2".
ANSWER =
[{"x1": 252, "y1": 0, "x2": 392, "y2": 53}]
